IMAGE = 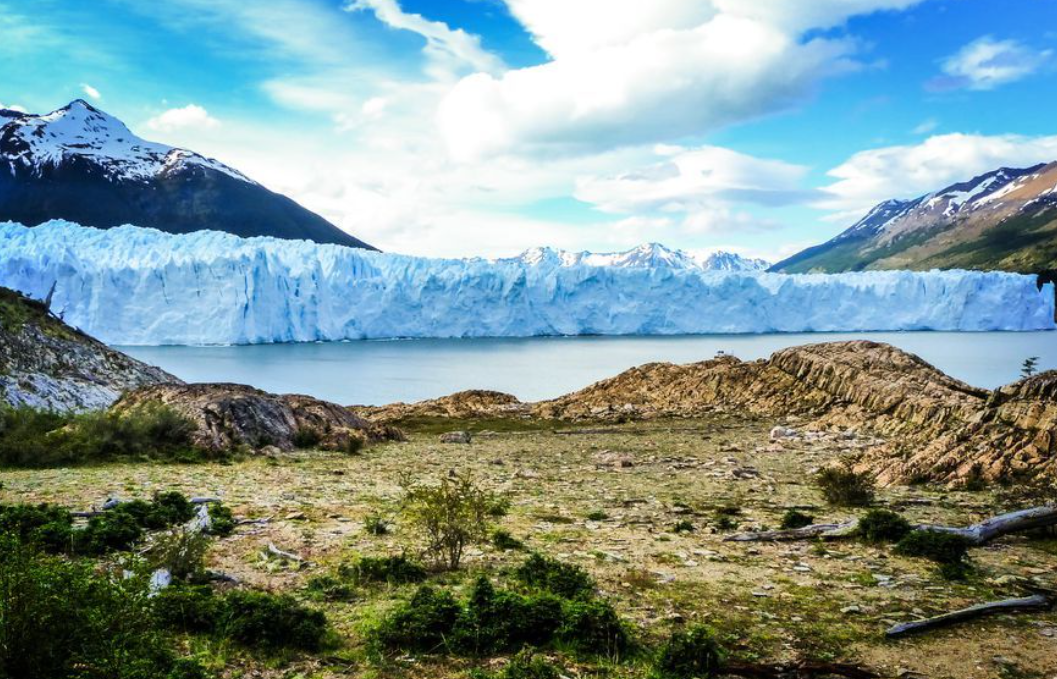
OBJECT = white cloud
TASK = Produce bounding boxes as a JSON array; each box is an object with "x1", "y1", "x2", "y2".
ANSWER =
[
  {"x1": 146, "y1": 104, "x2": 221, "y2": 132},
  {"x1": 934, "y1": 36, "x2": 1051, "y2": 91},
  {"x1": 345, "y1": 0, "x2": 504, "y2": 78},
  {"x1": 0, "y1": 101, "x2": 27, "y2": 113},
  {"x1": 80, "y1": 83, "x2": 101, "y2": 100},
  {"x1": 574, "y1": 145, "x2": 809, "y2": 214},
  {"x1": 911, "y1": 118, "x2": 938, "y2": 135},
  {"x1": 819, "y1": 132, "x2": 1057, "y2": 215},
  {"x1": 437, "y1": 0, "x2": 931, "y2": 160}
]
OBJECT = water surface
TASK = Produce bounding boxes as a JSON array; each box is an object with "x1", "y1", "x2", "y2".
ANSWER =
[{"x1": 120, "y1": 332, "x2": 1056, "y2": 406}]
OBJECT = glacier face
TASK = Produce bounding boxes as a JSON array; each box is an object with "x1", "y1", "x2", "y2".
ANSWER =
[{"x1": 0, "y1": 221, "x2": 1053, "y2": 346}]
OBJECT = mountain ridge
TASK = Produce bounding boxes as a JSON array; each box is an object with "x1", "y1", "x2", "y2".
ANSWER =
[
  {"x1": 773, "y1": 162, "x2": 1057, "y2": 274},
  {"x1": 0, "y1": 100, "x2": 376, "y2": 249}
]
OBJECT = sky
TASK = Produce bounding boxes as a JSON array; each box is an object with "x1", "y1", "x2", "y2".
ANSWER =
[{"x1": 3, "y1": 0, "x2": 1057, "y2": 260}]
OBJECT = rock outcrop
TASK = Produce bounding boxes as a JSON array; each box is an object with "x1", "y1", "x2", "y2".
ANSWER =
[
  {"x1": 115, "y1": 383, "x2": 404, "y2": 453},
  {"x1": 0, "y1": 286, "x2": 177, "y2": 411},
  {"x1": 356, "y1": 390, "x2": 530, "y2": 422}
]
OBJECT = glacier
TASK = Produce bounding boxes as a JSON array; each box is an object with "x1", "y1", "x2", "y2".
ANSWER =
[{"x1": 0, "y1": 221, "x2": 1053, "y2": 346}]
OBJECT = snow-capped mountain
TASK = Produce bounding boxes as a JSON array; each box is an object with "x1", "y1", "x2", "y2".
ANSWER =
[
  {"x1": 774, "y1": 162, "x2": 1057, "y2": 274},
  {"x1": 507, "y1": 243, "x2": 769, "y2": 272},
  {"x1": 1, "y1": 221, "x2": 1051, "y2": 345},
  {"x1": 0, "y1": 100, "x2": 375, "y2": 249}
]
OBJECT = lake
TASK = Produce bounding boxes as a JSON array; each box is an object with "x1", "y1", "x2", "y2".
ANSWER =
[{"x1": 118, "y1": 332, "x2": 1057, "y2": 406}]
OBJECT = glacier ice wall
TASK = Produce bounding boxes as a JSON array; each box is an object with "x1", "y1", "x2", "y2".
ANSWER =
[{"x1": 0, "y1": 221, "x2": 1053, "y2": 345}]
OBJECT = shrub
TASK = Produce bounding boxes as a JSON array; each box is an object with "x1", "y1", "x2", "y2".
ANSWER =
[
  {"x1": 400, "y1": 472, "x2": 499, "y2": 569},
  {"x1": 114, "y1": 492, "x2": 196, "y2": 530},
  {"x1": 154, "y1": 585, "x2": 223, "y2": 632},
  {"x1": 218, "y1": 590, "x2": 328, "y2": 651},
  {"x1": 149, "y1": 527, "x2": 212, "y2": 581},
  {"x1": 815, "y1": 464, "x2": 875, "y2": 507},
  {"x1": 558, "y1": 598, "x2": 630, "y2": 658},
  {"x1": 0, "y1": 502, "x2": 74, "y2": 551},
  {"x1": 514, "y1": 553, "x2": 596, "y2": 600},
  {"x1": 345, "y1": 434, "x2": 366, "y2": 455},
  {"x1": 364, "y1": 514, "x2": 390, "y2": 536},
  {"x1": 672, "y1": 520, "x2": 695, "y2": 534},
  {"x1": 76, "y1": 510, "x2": 145, "y2": 554},
  {"x1": 453, "y1": 577, "x2": 564, "y2": 655},
  {"x1": 894, "y1": 530, "x2": 971, "y2": 565},
  {"x1": 492, "y1": 529, "x2": 524, "y2": 551},
  {"x1": 857, "y1": 509, "x2": 912, "y2": 544},
  {"x1": 486, "y1": 650, "x2": 563, "y2": 679},
  {"x1": 780, "y1": 509, "x2": 815, "y2": 530},
  {"x1": 653, "y1": 626, "x2": 724, "y2": 679},
  {"x1": 306, "y1": 574, "x2": 357, "y2": 602},
  {"x1": 586, "y1": 510, "x2": 608, "y2": 521},
  {"x1": 0, "y1": 404, "x2": 203, "y2": 468},
  {"x1": 372, "y1": 585, "x2": 462, "y2": 653},
  {"x1": 292, "y1": 427, "x2": 322, "y2": 449},
  {"x1": 342, "y1": 554, "x2": 428, "y2": 586},
  {"x1": 0, "y1": 535, "x2": 206, "y2": 679},
  {"x1": 206, "y1": 503, "x2": 236, "y2": 537}
]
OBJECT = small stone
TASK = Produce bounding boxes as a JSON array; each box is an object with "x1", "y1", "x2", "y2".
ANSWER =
[
  {"x1": 770, "y1": 426, "x2": 798, "y2": 440},
  {"x1": 440, "y1": 431, "x2": 472, "y2": 444},
  {"x1": 840, "y1": 605, "x2": 861, "y2": 614},
  {"x1": 284, "y1": 511, "x2": 306, "y2": 521},
  {"x1": 260, "y1": 445, "x2": 282, "y2": 457}
]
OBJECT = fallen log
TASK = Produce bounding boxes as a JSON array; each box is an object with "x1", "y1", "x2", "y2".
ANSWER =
[
  {"x1": 725, "y1": 506, "x2": 1057, "y2": 545},
  {"x1": 886, "y1": 592, "x2": 1054, "y2": 638},
  {"x1": 722, "y1": 661, "x2": 878, "y2": 678},
  {"x1": 266, "y1": 542, "x2": 310, "y2": 566}
]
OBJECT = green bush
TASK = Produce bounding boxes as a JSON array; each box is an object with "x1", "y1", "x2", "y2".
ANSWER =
[
  {"x1": 0, "y1": 404, "x2": 204, "y2": 468},
  {"x1": 218, "y1": 590, "x2": 328, "y2": 651},
  {"x1": 514, "y1": 553, "x2": 595, "y2": 600},
  {"x1": 857, "y1": 509, "x2": 912, "y2": 544},
  {"x1": 586, "y1": 510, "x2": 608, "y2": 521},
  {"x1": 341, "y1": 554, "x2": 428, "y2": 586},
  {"x1": 400, "y1": 472, "x2": 499, "y2": 569},
  {"x1": 672, "y1": 520, "x2": 695, "y2": 534},
  {"x1": 76, "y1": 510, "x2": 145, "y2": 554},
  {"x1": 815, "y1": 464, "x2": 875, "y2": 507},
  {"x1": 154, "y1": 585, "x2": 223, "y2": 632},
  {"x1": 206, "y1": 503, "x2": 236, "y2": 537},
  {"x1": 0, "y1": 535, "x2": 209, "y2": 679},
  {"x1": 557, "y1": 598, "x2": 630, "y2": 658},
  {"x1": 894, "y1": 530, "x2": 971, "y2": 565},
  {"x1": 779, "y1": 509, "x2": 815, "y2": 530},
  {"x1": 492, "y1": 529, "x2": 524, "y2": 551},
  {"x1": 292, "y1": 427, "x2": 323, "y2": 449},
  {"x1": 372, "y1": 585, "x2": 462, "y2": 653},
  {"x1": 306, "y1": 575, "x2": 357, "y2": 602},
  {"x1": 149, "y1": 527, "x2": 212, "y2": 581},
  {"x1": 0, "y1": 502, "x2": 75, "y2": 551},
  {"x1": 653, "y1": 626, "x2": 724, "y2": 679},
  {"x1": 476, "y1": 650, "x2": 564, "y2": 679},
  {"x1": 453, "y1": 577, "x2": 564, "y2": 655},
  {"x1": 363, "y1": 514, "x2": 390, "y2": 535},
  {"x1": 114, "y1": 492, "x2": 196, "y2": 530}
]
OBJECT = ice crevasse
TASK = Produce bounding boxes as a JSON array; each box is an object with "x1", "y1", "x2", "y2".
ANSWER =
[{"x1": 0, "y1": 221, "x2": 1053, "y2": 346}]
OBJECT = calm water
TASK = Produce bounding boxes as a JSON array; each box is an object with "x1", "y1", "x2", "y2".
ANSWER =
[{"x1": 119, "y1": 332, "x2": 1057, "y2": 406}]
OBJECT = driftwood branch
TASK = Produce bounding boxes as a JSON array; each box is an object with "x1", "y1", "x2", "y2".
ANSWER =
[
  {"x1": 722, "y1": 661, "x2": 878, "y2": 678},
  {"x1": 726, "y1": 506, "x2": 1057, "y2": 545},
  {"x1": 886, "y1": 592, "x2": 1054, "y2": 638},
  {"x1": 266, "y1": 542, "x2": 310, "y2": 566}
]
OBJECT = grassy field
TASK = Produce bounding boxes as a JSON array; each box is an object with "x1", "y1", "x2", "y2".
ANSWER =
[{"x1": 3, "y1": 414, "x2": 1056, "y2": 679}]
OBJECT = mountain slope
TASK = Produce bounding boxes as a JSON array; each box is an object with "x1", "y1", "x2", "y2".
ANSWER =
[
  {"x1": 0, "y1": 100, "x2": 375, "y2": 249},
  {"x1": 0, "y1": 286, "x2": 177, "y2": 411},
  {"x1": 773, "y1": 163, "x2": 1057, "y2": 274}
]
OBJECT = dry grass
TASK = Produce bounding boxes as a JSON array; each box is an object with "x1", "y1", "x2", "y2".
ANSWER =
[{"x1": 2, "y1": 414, "x2": 1056, "y2": 678}]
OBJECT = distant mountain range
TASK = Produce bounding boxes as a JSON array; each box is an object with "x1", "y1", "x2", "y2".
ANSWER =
[
  {"x1": 0, "y1": 100, "x2": 375, "y2": 249},
  {"x1": 773, "y1": 162, "x2": 1057, "y2": 275},
  {"x1": 509, "y1": 243, "x2": 770, "y2": 272}
]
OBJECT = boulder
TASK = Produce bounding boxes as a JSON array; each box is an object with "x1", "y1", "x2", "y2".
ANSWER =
[
  {"x1": 439, "y1": 431, "x2": 472, "y2": 444},
  {"x1": 113, "y1": 383, "x2": 404, "y2": 453}
]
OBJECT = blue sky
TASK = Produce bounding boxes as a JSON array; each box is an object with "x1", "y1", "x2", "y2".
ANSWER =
[{"x1": 3, "y1": 0, "x2": 1057, "y2": 259}]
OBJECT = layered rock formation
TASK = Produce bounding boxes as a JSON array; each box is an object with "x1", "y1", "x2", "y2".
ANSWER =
[
  {"x1": 0, "y1": 286, "x2": 176, "y2": 411},
  {"x1": 115, "y1": 383, "x2": 404, "y2": 453},
  {"x1": 362, "y1": 341, "x2": 1055, "y2": 485}
]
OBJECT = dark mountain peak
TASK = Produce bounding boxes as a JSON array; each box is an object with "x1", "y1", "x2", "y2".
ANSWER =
[{"x1": 0, "y1": 101, "x2": 376, "y2": 250}]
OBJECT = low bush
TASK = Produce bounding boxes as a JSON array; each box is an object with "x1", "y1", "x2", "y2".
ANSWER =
[
  {"x1": 653, "y1": 626, "x2": 724, "y2": 679},
  {"x1": 672, "y1": 520, "x2": 695, "y2": 534},
  {"x1": 292, "y1": 427, "x2": 322, "y2": 449},
  {"x1": 341, "y1": 554, "x2": 428, "y2": 586},
  {"x1": 363, "y1": 514, "x2": 390, "y2": 535},
  {"x1": 372, "y1": 585, "x2": 462, "y2": 653},
  {"x1": 453, "y1": 577, "x2": 564, "y2": 655},
  {"x1": 514, "y1": 553, "x2": 596, "y2": 599},
  {"x1": 476, "y1": 650, "x2": 564, "y2": 679},
  {"x1": 0, "y1": 404, "x2": 205, "y2": 467},
  {"x1": 815, "y1": 464, "x2": 875, "y2": 507},
  {"x1": 492, "y1": 529, "x2": 524, "y2": 551},
  {"x1": 0, "y1": 535, "x2": 210, "y2": 679},
  {"x1": 219, "y1": 590, "x2": 328, "y2": 651},
  {"x1": 894, "y1": 530, "x2": 971, "y2": 565},
  {"x1": 149, "y1": 527, "x2": 212, "y2": 581},
  {"x1": 586, "y1": 510, "x2": 608, "y2": 521},
  {"x1": 206, "y1": 503, "x2": 236, "y2": 537},
  {"x1": 154, "y1": 585, "x2": 223, "y2": 632},
  {"x1": 400, "y1": 472, "x2": 500, "y2": 569},
  {"x1": 857, "y1": 509, "x2": 912, "y2": 544},
  {"x1": 306, "y1": 574, "x2": 357, "y2": 602},
  {"x1": 557, "y1": 598, "x2": 630, "y2": 658},
  {"x1": 780, "y1": 509, "x2": 815, "y2": 530}
]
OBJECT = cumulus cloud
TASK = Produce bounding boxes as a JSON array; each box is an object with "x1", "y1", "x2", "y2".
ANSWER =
[
  {"x1": 574, "y1": 145, "x2": 809, "y2": 214},
  {"x1": 346, "y1": 0, "x2": 504, "y2": 78},
  {"x1": 819, "y1": 132, "x2": 1057, "y2": 215},
  {"x1": 0, "y1": 101, "x2": 27, "y2": 113},
  {"x1": 437, "y1": 0, "x2": 927, "y2": 161},
  {"x1": 80, "y1": 83, "x2": 101, "y2": 100},
  {"x1": 146, "y1": 104, "x2": 221, "y2": 132},
  {"x1": 931, "y1": 36, "x2": 1051, "y2": 91}
]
